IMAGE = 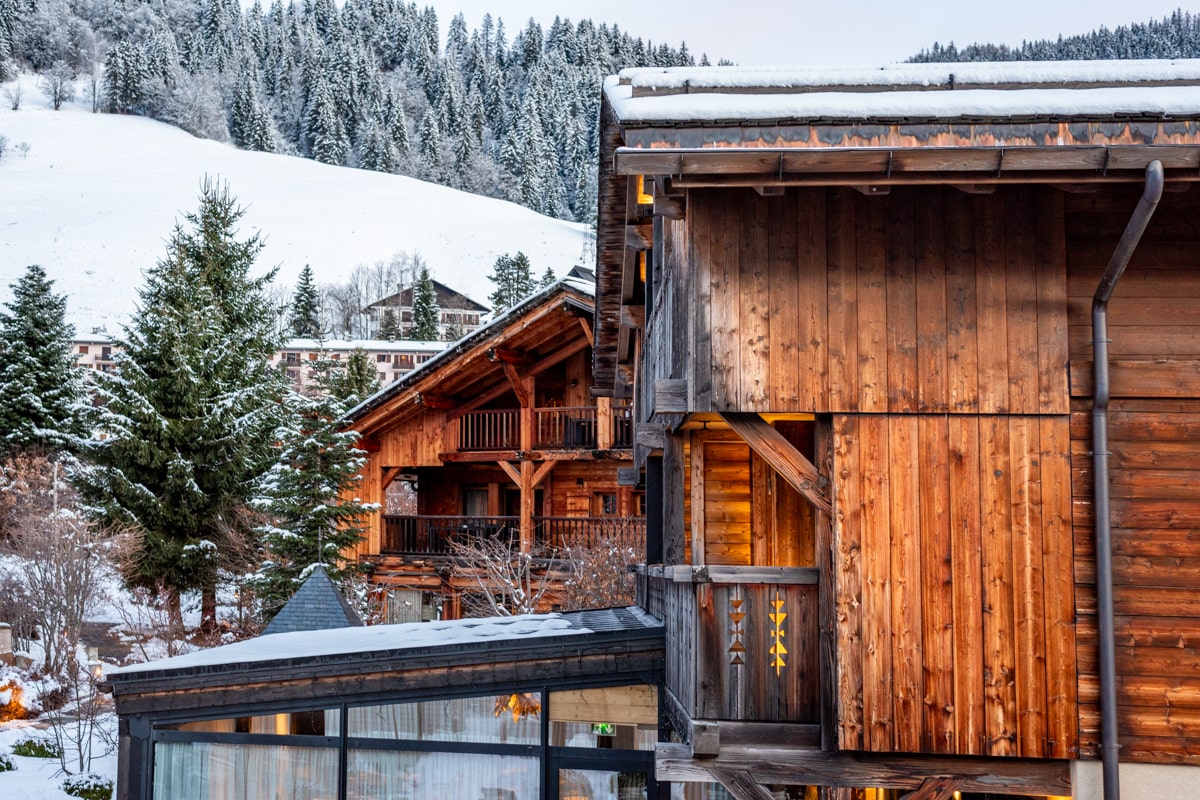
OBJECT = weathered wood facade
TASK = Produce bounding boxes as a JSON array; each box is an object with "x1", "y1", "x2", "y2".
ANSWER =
[
  {"x1": 596, "y1": 63, "x2": 1200, "y2": 798},
  {"x1": 344, "y1": 275, "x2": 643, "y2": 619}
]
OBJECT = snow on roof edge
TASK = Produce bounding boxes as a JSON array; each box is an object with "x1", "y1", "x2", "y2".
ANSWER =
[
  {"x1": 109, "y1": 612, "x2": 587, "y2": 677},
  {"x1": 604, "y1": 74, "x2": 1200, "y2": 125},
  {"x1": 617, "y1": 59, "x2": 1200, "y2": 91}
]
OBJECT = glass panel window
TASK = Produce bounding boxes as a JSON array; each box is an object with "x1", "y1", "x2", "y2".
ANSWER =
[
  {"x1": 348, "y1": 750, "x2": 539, "y2": 799},
  {"x1": 560, "y1": 768, "x2": 647, "y2": 800},
  {"x1": 153, "y1": 741, "x2": 337, "y2": 800},
  {"x1": 342, "y1": 693, "x2": 541, "y2": 745},
  {"x1": 463, "y1": 487, "x2": 489, "y2": 517}
]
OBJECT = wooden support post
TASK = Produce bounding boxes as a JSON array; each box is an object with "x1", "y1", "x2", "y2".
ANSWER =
[
  {"x1": 815, "y1": 419, "x2": 838, "y2": 752},
  {"x1": 663, "y1": 431, "x2": 686, "y2": 564},
  {"x1": 519, "y1": 459, "x2": 535, "y2": 553},
  {"x1": 597, "y1": 396, "x2": 613, "y2": 449}
]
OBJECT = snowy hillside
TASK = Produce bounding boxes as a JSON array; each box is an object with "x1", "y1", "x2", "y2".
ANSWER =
[{"x1": 0, "y1": 75, "x2": 594, "y2": 332}]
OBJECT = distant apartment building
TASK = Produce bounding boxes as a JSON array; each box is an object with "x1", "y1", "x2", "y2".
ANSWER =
[
  {"x1": 363, "y1": 279, "x2": 490, "y2": 340},
  {"x1": 72, "y1": 337, "x2": 449, "y2": 391},
  {"x1": 275, "y1": 338, "x2": 447, "y2": 390},
  {"x1": 73, "y1": 334, "x2": 118, "y2": 373}
]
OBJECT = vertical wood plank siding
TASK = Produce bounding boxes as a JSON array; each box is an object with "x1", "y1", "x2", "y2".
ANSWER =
[
  {"x1": 654, "y1": 185, "x2": 1082, "y2": 759},
  {"x1": 680, "y1": 187, "x2": 1069, "y2": 417},
  {"x1": 835, "y1": 413, "x2": 1075, "y2": 758},
  {"x1": 1066, "y1": 188, "x2": 1200, "y2": 765}
]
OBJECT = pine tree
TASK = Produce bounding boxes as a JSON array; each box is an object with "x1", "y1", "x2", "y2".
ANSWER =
[
  {"x1": 251, "y1": 381, "x2": 376, "y2": 621},
  {"x1": 378, "y1": 307, "x2": 401, "y2": 340},
  {"x1": 540, "y1": 266, "x2": 557, "y2": 288},
  {"x1": 487, "y1": 251, "x2": 533, "y2": 312},
  {"x1": 288, "y1": 264, "x2": 321, "y2": 337},
  {"x1": 0, "y1": 265, "x2": 86, "y2": 456},
  {"x1": 72, "y1": 181, "x2": 289, "y2": 630},
  {"x1": 409, "y1": 266, "x2": 440, "y2": 340},
  {"x1": 326, "y1": 348, "x2": 380, "y2": 403}
]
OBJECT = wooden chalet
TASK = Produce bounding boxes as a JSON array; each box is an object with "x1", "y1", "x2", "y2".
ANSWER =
[
  {"x1": 594, "y1": 62, "x2": 1200, "y2": 799},
  {"x1": 345, "y1": 270, "x2": 643, "y2": 620}
]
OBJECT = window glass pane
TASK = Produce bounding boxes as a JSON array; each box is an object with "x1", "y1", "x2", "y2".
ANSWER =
[
  {"x1": 550, "y1": 721, "x2": 656, "y2": 751},
  {"x1": 348, "y1": 750, "x2": 539, "y2": 800},
  {"x1": 343, "y1": 693, "x2": 541, "y2": 744},
  {"x1": 168, "y1": 709, "x2": 339, "y2": 735},
  {"x1": 153, "y1": 741, "x2": 336, "y2": 800},
  {"x1": 560, "y1": 768, "x2": 647, "y2": 800}
]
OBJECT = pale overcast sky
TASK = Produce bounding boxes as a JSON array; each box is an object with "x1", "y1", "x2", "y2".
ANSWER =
[{"x1": 429, "y1": 1, "x2": 1194, "y2": 65}]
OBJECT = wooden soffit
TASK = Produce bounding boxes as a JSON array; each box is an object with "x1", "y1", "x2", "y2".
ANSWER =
[{"x1": 615, "y1": 138, "x2": 1200, "y2": 188}]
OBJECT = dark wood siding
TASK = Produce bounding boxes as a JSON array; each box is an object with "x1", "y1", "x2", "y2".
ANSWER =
[{"x1": 1066, "y1": 188, "x2": 1200, "y2": 765}]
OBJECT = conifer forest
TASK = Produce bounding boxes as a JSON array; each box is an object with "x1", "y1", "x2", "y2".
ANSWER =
[{"x1": 0, "y1": 0, "x2": 705, "y2": 225}]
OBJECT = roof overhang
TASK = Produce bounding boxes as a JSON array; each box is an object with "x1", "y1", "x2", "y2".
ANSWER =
[{"x1": 108, "y1": 608, "x2": 663, "y2": 719}]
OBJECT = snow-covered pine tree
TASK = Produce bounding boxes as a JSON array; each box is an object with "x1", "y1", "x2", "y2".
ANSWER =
[
  {"x1": 103, "y1": 42, "x2": 150, "y2": 114},
  {"x1": 0, "y1": 265, "x2": 86, "y2": 457},
  {"x1": 408, "y1": 265, "x2": 440, "y2": 340},
  {"x1": 378, "y1": 307, "x2": 401, "y2": 340},
  {"x1": 72, "y1": 181, "x2": 289, "y2": 631},
  {"x1": 251, "y1": 374, "x2": 376, "y2": 622},
  {"x1": 288, "y1": 264, "x2": 321, "y2": 337},
  {"x1": 540, "y1": 266, "x2": 557, "y2": 289},
  {"x1": 487, "y1": 251, "x2": 533, "y2": 312}
]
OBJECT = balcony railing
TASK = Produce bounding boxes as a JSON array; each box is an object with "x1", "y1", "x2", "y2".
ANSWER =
[
  {"x1": 638, "y1": 566, "x2": 820, "y2": 725},
  {"x1": 459, "y1": 410, "x2": 520, "y2": 451},
  {"x1": 380, "y1": 515, "x2": 646, "y2": 557},
  {"x1": 382, "y1": 515, "x2": 518, "y2": 555},
  {"x1": 458, "y1": 406, "x2": 634, "y2": 451},
  {"x1": 534, "y1": 407, "x2": 593, "y2": 449}
]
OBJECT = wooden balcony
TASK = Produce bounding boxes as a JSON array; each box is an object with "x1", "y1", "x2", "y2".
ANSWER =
[
  {"x1": 458, "y1": 406, "x2": 633, "y2": 451},
  {"x1": 381, "y1": 515, "x2": 646, "y2": 556},
  {"x1": 639, "y1": 566, "x2": 820, "y2": 725}
]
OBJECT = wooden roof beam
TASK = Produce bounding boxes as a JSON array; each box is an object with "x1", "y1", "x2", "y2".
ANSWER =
[
  {"x1": 711, "y1": 770, "x2": 775, "y2": 800},
  {"x1": 502, "y1": 363, "x2": 533, "y2": 408},
  {"x1": 415, "y1": 392, "x2": 456, "y2": 410},
  {"x1": 719, "y1": 412, "x2": 832, "y2": 516},
  {"x1": 487, "y1": 346, "x2": 528, "y2": 366}
]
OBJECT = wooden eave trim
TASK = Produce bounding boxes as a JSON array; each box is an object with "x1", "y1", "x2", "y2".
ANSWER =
[{"x1": 614, "y1": 142, "x2": 1200, "y2": 185}]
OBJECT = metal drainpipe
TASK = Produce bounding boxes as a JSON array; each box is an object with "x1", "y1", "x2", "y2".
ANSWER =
[{"x1": 1092, "y1": 159, "x2": 1163, "y2": 800}]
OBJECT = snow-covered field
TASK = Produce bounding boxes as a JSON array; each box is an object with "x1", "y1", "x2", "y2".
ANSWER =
[{"x1": 0, "y1": 73, "x2": 594, "y2": 332}]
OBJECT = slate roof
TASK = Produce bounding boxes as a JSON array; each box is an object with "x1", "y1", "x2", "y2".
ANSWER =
[{"x1": 261, "y1": 564, "x2": 363, "y2": 636}]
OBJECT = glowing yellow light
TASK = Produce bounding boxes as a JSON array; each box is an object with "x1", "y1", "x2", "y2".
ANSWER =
[{"x1": 636, "y1": 175, "x2": 653, "y2": 205}]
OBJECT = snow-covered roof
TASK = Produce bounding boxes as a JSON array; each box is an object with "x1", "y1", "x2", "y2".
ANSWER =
[
  {"x1": 345, "y1": 271, "x2": 596, "y2": 423},
  {"x1": 607, "y1": 60, "x2": 1200, "y2": 124},
  {"x1": 108, "y1": 606, "x2": 658, "y2": 679},
  {"x1": 281, "y1": 337, "x2": 447, "y2": 352}
]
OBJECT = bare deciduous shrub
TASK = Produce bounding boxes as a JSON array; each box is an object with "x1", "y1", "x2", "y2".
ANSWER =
[
  {"x1": 448, "y1": 531, "x2": 557, "y2": 618},
  {"x1": 560, "y1": 537, "x2": 640, "y2": 611},
  {"x1": 0, "y1": 455, "x2": 114, "y2": 677}
]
